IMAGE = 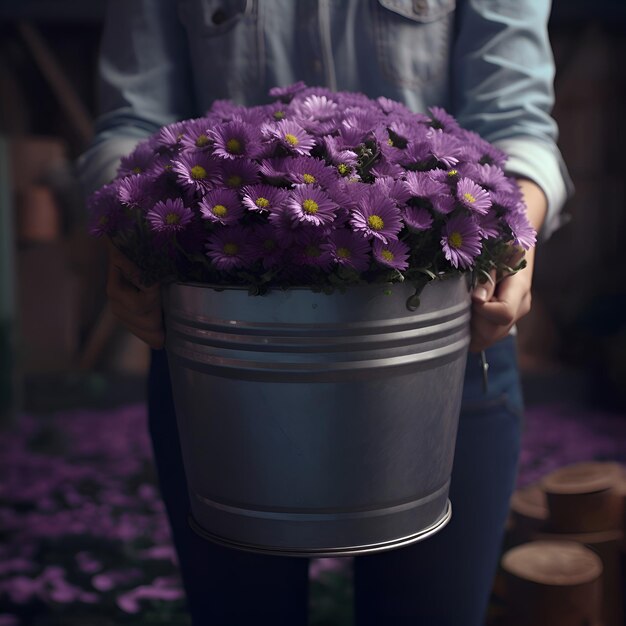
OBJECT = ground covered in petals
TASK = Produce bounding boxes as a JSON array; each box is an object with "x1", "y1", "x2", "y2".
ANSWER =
[{"x1": 0, "y1": 394, "x2": 624, "y2": 625}]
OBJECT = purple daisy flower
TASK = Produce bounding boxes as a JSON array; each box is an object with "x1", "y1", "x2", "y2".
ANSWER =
[
  {"x1": 87, "y1": 183, "x2": 131, "y2": 238},
  {"x1": 249, "y1": 224, "x2": 285, "y2": 269},
  {"x1": 400, "y1": 139, "x2": 433, "y2": 170},
  {"x1": 199, "y1": 189, "x2": 244, "y2": 225},
  {"x1": 428, "y1": 106, "x2": 461, "y2": 133},
  {"x1": 456, "y1": 177, "x2": 492, "y2": 215},
  {"x1": 258, "y1": 157, "x2": 289, "y2": 185},
  {"x1": 505, "y1": 207, "x2": 537, "y2": 250},
  {"x1": 372, "y1": 238, "x2": 410, "y2": 271},
  {"x1": 323, "y1": 229, "x2": 372, "y2": 272},
  {"x1": 462, "y1": 163, "x2": 512, "y2": 194},
  {"x1": 374, "y1": 177, "x2": 412, "y2": 206},
  {"x1": 404, "y1": 171, "x2": 448, "y2": 201},
  {"x1": 490, "y1": 187, "x2": 524, "y2": 212},
  {"x1": 370, "y1": 160, "x2": 405, "y2": 180},
  {"x1": 478, "y1": 210, "x2": 501, "y2": 239},
  {"x1": 265, "y1": 119, "x2": 316, "y2": 155},
  {"x1": 428, "y1": 128, "x2": 461, "y2": 168},
  {"x1": 117, "y1": 174, "x2": 152, "y2": 210},
  {"x1": 172, "y1": 152, "x2": 218, "y2": 191},
  {"x1": 350, "y1": 187, "x2": 403, "y2": 244},
  {"x1": 242, "y1": 184, "x2": 287, "y2": 214},
  {"x1": 217, "y1": 158, "x2": 260, "y2": 190},
  {"x1": 269, "y1": 81, "x2": 307, "y2": 101},
  {"x1": 146, "y1": 198, "x2": 193, "y2": 233},
  {"x1": 285, "y1": 156, "x2": 337, "y2": 188},
  {"x1": 294, "y1": 94, "x2": 338, "y2": 122},
  {"x1": 290, "y1": 229, "x2": 333, "y2": 270},
  {"x1": 209, "y1": 120, "x2": 262, "y2": 160},
  {"x1": 403, "y1": 171, "x2": 455, "y2": 215},
  {"x1": 441, "y1": 214, "x2": 482, "y2": 269},
  {"x1": 179, "y1": 118, "x2": 213, "y2": 152},
  {"x1": 459, "y1": 129, "x2": 507, "y2": 167},
  {"x1": 118, "y1": 142, "x2": 155, "y2": 177},
  {"x1": 205, "y1": 227, "x2": 252, "y2": 271},
  {"x1": 155, "y1": 121, "x2": 187, "y2": 151},
  {"x1": 286, "y1": 185, "x2": 338, "y2": 227},
  {"x1": 322, "y1": 136, "x2": 359, "y2": 176},
  {"x1": 403, "y1": 206, "x2": 434, "y2": 232}
]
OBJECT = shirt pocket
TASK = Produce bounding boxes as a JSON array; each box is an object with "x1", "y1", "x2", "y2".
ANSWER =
[
  {"x1": 373, "y1": 0, "x2": 456, "y2": 89},
  {"x1": 177, "y1": 0, "x2": 263, "y2": 99}
]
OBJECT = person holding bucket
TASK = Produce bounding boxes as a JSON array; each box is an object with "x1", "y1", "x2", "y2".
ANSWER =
[{"x1": 79, "y1": 1, "x2": 571, "y2": 624}]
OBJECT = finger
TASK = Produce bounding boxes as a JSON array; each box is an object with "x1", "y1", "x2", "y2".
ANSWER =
[
  {"x1": 469, "y1": 292, "x2": 531, "y2": 352},
  {"x1": 118, "y1": 318, "x2": 165, "y2": 350},
  {"x1": 469, "y1": 317, "x2": 513, "y2": 353},
  {"x1": 472, "y1": 269, "x2": 497, "y2": 304}
]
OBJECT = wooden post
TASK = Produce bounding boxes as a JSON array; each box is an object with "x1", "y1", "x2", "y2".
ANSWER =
[{"x1": 501, "y1": 540, "x2": 603, "y2": 626}]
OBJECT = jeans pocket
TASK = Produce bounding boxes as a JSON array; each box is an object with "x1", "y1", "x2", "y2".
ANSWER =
[{"x1": 373, "y1": 0, "x2": 456, "y2": 88}]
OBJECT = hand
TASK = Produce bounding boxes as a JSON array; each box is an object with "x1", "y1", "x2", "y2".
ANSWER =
[
  {"x1": 105, "y1": 238, "x2": 165, "y2": 349},
  {"x1": 469, "y1": 246, "x2": 533, "y2": 352},
  {"x1": 469, "y1": 178, "x2": 547, "y2": 353}
]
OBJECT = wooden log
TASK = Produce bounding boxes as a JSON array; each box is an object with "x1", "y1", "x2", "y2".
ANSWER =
[
  {"x1": 501, "y1": 540, "x2": 603, "y2": 626},
  {"x1": 542, "y1": 462, "x2": 624, "y2": 534},
  {"x1": 509, "y1": 482, "x2": 549, "y2": 545},
  {"x1": 531, "y1": 529, "x2": 623, "y2": 626}
]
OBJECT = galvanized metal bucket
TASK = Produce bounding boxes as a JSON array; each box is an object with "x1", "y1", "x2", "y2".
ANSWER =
[{"x1": 162, "y1": 276, "x2": 471, "y2": 557}]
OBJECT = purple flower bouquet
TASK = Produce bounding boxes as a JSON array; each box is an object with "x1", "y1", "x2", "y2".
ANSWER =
[{"x1": 89, "y1": 82, "x2": 535, "y2": 295}]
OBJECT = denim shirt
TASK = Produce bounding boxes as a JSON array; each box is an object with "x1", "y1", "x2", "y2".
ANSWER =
[{"x1": 79, "y1": 0, "x2": 572, "y2": 239}]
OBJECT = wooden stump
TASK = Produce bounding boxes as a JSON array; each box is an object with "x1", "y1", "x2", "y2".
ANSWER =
[
  {"x1": 501, "y1": 540, "x2": 603, "y2": 626},
  {"x1": 542, "y1": 462, "x2": 624, "y2": 534},
  {"x1": 509, "y1": 482, "x2": 549, "y2": 545},
  {"x1": 531, "y1": 529, "x2": 623, "y2": 626}
]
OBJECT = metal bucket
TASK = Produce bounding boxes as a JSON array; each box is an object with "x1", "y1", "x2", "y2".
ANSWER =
[{"x1": 162, "y1": 276, "x2": 471, "y2": 556}]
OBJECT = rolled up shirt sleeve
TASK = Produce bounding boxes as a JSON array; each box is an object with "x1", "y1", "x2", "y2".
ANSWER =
[
  {"x1": 77, "y1": 0, "x2": 194, "y2": 194},
  {"x1": 451, "y1": 0, "x2": 573, "y2": 241}
]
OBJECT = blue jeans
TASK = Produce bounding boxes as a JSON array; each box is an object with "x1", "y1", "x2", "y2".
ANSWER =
[{"x1": 148, "y1": 335, "x2": 523, "y2": 626}]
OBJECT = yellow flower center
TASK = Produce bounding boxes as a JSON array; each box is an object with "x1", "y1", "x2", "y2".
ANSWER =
[
  {"x1": 306, "y1": 245, "x2": 321, "y2": 258},
  {"x1": 367, "y1": 215, "x2": 384, "y2": 231},
  {"x1": 337, "y1": 246, "x2": 351, "y2": 259},
  {"x1": 255, "y1": 197, "x2": 270, "y2": 209},
  {"x1": 449, "y1": 232, "x2": 463, "y2": 249},
  {"x1": 226, "y1": 138, "x2": 242, "y2": 154},
  {"x1": 165, "y1": 213, "x2": 181, "y2": 225},
  {"x1": 302, "y1": 173, "x2": 316, "y2": 184},
  {"x1": 337, "y1": 164, "x2": 349, "y2": 176},
  {"x1": 191, "y1": 165, "x2": 207, "y2": 180},
  {"x1": 195, "y1": 134, "x2": 210, "y2": 147},
  {"x1": 274, "y1": 110, "x2": 285, "y2": 120},
  {"x1": 226, "y1": 175, "x2": 243, "y2": 188},
  {"x1": 212, "y1": 204, "x2": 228, "y2": 217},
  {"x1": 463, "y1": 192, "x2": 476, "y2": 204},
  {"x1": 284, "y1": 133, "x2": 299, "y2": 146},
  {"x1": 387, "y1": 138, "x2": 394, "y2": 146},
  {"x1": 447, "y1": 169, "x2": 458, "y2": 177},
  {"x1": 302, "y1": 199, "x2": 319, "y2": 214},
  {"x1": 132, "y1": 166, "x2": 142, "y2": 174},
  {"x1": 223, "y1": 242, "x2": 239, "y2": 255},
  {"x1": 381, "y1": 249, "x2": 394, "y2": 262}
]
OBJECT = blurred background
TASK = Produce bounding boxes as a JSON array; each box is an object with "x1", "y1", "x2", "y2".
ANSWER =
[{"x1": 0, "y1": 1, "x2": 625, "y2": 625}]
